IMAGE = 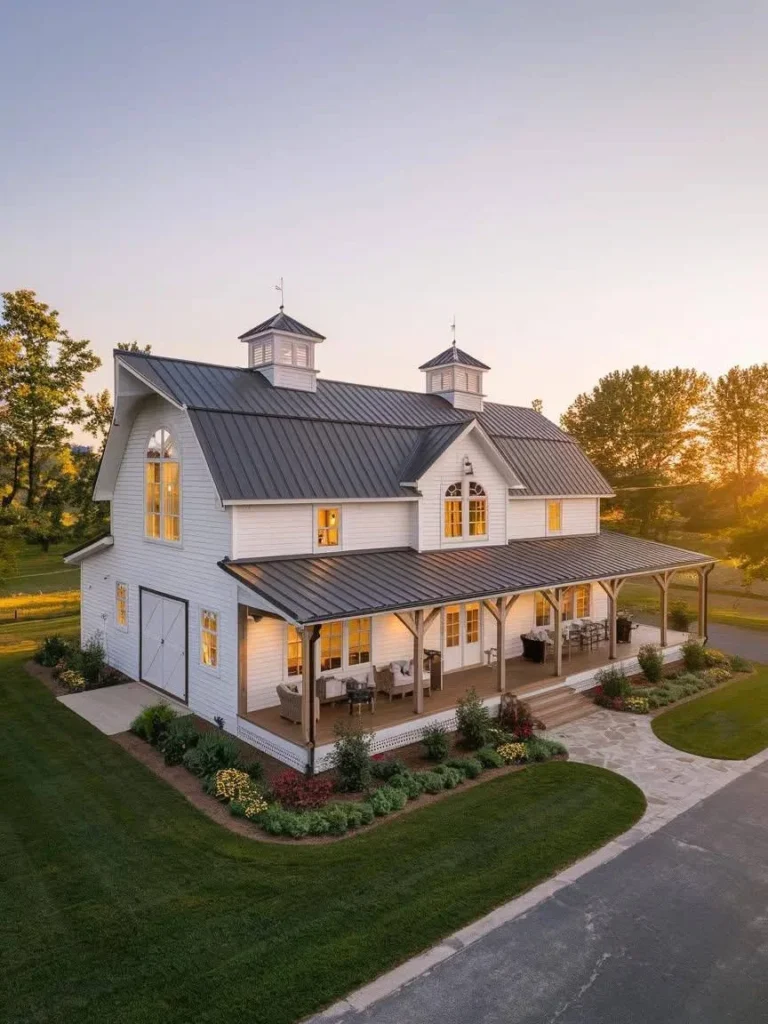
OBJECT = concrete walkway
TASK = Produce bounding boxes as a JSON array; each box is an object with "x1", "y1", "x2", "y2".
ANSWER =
[
  {"x1": 58, "y1": 681, "x2": 189, "y2": 735},
  {"x1": 313, "y1": 703, "x2": 768, "y2": 1022}
]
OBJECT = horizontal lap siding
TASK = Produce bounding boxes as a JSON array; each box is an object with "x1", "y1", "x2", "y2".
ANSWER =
[
  {"x1": 341, "y1": 502, "x2": 413, "y2": 550},
  {"x1": 508, "y1": 498, "x2": 600, "y2": 540},
  {"x1": 419, "y1": 432, "x2": 508, "y2": 551},
  {"x1": 507, "y1": 500, "x2": 544, "y2": 538},
  {"x1": 80, "y1": 395, "x2": 239, "y2": 729},
  {"x1": 563, "y1": 498, "x2": 599, "y2": 535}
]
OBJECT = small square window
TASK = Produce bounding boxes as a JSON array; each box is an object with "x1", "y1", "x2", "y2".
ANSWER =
[{"x1": 317, "y1": 507, "x2": 340, "y2": 547}]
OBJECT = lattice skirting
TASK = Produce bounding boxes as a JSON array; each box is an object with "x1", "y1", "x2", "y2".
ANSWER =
[{"x1": 237, "y1": 717, "x2": 309, "y2": 772}]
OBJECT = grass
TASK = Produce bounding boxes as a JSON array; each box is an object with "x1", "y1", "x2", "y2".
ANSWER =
[
  {"x1": 0, "y1": 589, "x2": 80, "y2": 624},
  {"x1": 621, "y1": 581, "x2": 768, "y2": 632},
  {"x1": 652, "y1": 666, "x2": 768, "y2": 759},
  {"x1": 0, "y1": 647, "x2": 645, "y2": 1024},
  {"x1": 0, "y1": 540, "x2": 80, "y2": 597}
]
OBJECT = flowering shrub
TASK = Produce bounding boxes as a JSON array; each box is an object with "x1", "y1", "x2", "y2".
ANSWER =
[
  {"x1": 498, "y1": 694, "x2": 538, "y2": 739},
  {"x1": 700, "y1": 667, "x2": 732, "y2": 686},
  {"x1": 270, "y1": 770, "x2": 333, "y2": 810},
  {"x1": 59, "y1": 669, "x2": 86, "y2": 692},
  {"x1": 214, "y1": 768, "x2": 252, "y2": 802},
  {"x1": 497, "y1": 742, "x2": 528, "y2": 764},
  {"x1": 624, "y1": 696, "x2": 650, "y2": 714},
  {"x1": 242, "y1": 792, "x2": 269, "y2": 819},
  {"x1": 703, "y1": 648, "x2": 729, "y2": 668},
  {"x1": 593, "y1": 689, "x2": 627, "y2": 711}
]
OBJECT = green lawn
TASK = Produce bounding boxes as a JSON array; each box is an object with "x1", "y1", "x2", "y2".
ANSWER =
[
  {"x1": 0, "y1": 540, "x2": 80, "y2": 597},
  {"x1": 0, "y1": 648, "x2": 645, "y2": 1024},
  {"x1": 652, "y1": 667, "x2": 768, "y2": 759}
]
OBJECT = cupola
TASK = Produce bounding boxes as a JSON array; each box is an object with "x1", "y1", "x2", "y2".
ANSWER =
[
  {"x1": 238, "y1": 309, "x2": 325, "y2": 392},
  {"x1": 419, "y1": 340, "x2": 490, "y2": 412}
]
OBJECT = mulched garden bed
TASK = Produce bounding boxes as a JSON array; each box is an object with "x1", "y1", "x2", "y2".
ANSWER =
[
  {"x1": 25, "y1": 659, "x2": 133, "y2": 697},
  {"x1": 113, "y1": 729, "x2": 563, "y2": 845}
]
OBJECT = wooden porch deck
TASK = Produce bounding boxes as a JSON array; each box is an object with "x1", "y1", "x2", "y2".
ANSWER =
[{"x1": 244, "y1": 624, "x2": 679, "y2": 746}]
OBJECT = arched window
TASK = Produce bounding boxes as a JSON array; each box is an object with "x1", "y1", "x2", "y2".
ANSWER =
[
  {"x1": 145, "y1": 428, "x2": 181, "y2": 543},
  {"x1": 444, "y1": 482, "x2": 463, "y2": 538},
  {"x1": 468, "y1": 482, "x2": 487, "y2": 536}
]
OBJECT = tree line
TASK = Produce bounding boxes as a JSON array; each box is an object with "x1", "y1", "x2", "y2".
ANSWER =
[
  {"x1": 561, "y1": 364, "x2": 768, "y2": 576},
  {"x1": 2, "y1": 288, "x2": 768, "y2": 582}
]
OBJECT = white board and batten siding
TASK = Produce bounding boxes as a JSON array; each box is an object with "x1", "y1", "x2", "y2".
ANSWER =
[
  {"x1": 231, "y1": 500, "x2": 414, "y2": 560},
  {"x1": 80, "y1": 394, "x2": 241, "y2": 729},
  {"x1": 507, "y1": 497, "x2": 600, "y2": 540}
]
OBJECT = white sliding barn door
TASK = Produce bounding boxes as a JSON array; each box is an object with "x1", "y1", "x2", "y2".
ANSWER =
[{"x1": 140, "y1": 589, "x2": 187, "y2": 701}]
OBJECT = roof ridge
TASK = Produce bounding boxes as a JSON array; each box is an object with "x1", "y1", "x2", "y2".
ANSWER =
[{"x1": 189, "y1": 407, "x2": 471, "y2": 432}]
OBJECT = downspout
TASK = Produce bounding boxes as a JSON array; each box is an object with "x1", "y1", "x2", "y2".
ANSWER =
[{"x1": 308, "y1": 624, "x2": 322, "y2": 776}]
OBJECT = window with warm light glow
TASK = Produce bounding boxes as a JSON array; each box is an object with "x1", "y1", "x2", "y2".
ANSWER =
[
  {"x1": 445, "y1": 606, "x2": 460, "y2": 647},
  {"x1": 145, "y1": 428, "x2": 181, "y2": 543},
  {"x1": 317, "y1": 507, "x2": 340, "y2": 547},
  {"x1": 547, "y1": 500, "x2": 562, "y2": 533},
  {"x1": 465, "y1": 603, "x2": 480, "y2": 644},
  {"x1": 287, "y1": 625, "x2": 303, "y2": 677},
  {"x1": 320, "y1": 620, "x2": 343, "y2": 671},
  {"x1": 468, "y1": 482, "x2": 487, "y2": 536},
  {"x1": 115, "y1": 582, "x2": 128, "y2": 628},
  {"x1": 348, "y1": 617, "x2": 371, "y2": 665},
  {"x1": 200, "y1": 609, "x2": 218, "y2": 668},
  {"x1": 563, "y1": 585, "x2": 590, "y2": 621},
  {"x1": 535, "y1": 593, "x2": 551, "y2": 627},
  {"x1": 444, "y1": 482, "x2": 463, "y2": 538}
]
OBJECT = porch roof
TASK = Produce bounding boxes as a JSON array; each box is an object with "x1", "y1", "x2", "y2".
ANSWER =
[{"x1": 220, "y1": 531, "x2": 714, "y2": 625}]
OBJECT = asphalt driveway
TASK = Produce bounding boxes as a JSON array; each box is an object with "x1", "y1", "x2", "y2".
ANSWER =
[
  {"x1": 707, "y1": 621, "x2": 768, "y2": 664},
  {"x1": 326, "y1": 761, "x2": 768, "y2": 1023}
]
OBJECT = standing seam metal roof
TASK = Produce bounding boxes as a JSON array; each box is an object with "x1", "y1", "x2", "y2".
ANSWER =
[
  {"x1": 221, "y1": 531, "x2": 714, "y2": 624},
  {"x1": 418, "y1": 345, "x2": 491, "y2": 370},
  {"x1": 116, "y1": 351, "x2": 613, "y2": 500}
]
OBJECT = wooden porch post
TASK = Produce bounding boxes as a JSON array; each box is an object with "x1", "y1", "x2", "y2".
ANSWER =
[
  {"x1": 697, "y1": 565, "x2": 713, "y2": 642},
  {"x1": 413, "y1": 608, "x2": 425, "y2": 714},
  {"x1": 300, "y1": 627, "x2": 312, "y2": 745},
  {"x1": 652, "y1": 571, "x2": 674, "y2": 647},
  {"x1": 553, "y1": 587, "x2": 563, "y2": 676},
  {"x1": 237, "y1": 604, "x2": 248, "y2": 718},
  {"x1": 598, "y1": 578, "x2": 625, "y2": 660},
  {"x1": 483, "y1": 595, "x2": 519, "y2": 692}
]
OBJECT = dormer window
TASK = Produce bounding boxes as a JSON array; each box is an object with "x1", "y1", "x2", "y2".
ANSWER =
[
  {"x1": 444, "y1": 480, "x2": 488, "y2": 541},
  {"x1": 145, "y1": 428, "x2": 181, "y2": 543}
]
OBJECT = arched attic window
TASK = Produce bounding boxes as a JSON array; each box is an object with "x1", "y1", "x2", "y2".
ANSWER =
[
  {"x1": 468, "y1": 481, "x2": 487, "y2": 537},
  {"x1": 145, "y1": 428, "x2": 181, "y2": 543},
  {"x1": 444, "y1": 482, "x2": 463, "y2": 538}
]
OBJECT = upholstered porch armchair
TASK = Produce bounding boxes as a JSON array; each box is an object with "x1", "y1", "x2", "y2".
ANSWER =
[{"x1": 276, "y1": 683, "x2": 320, "y2": 724}]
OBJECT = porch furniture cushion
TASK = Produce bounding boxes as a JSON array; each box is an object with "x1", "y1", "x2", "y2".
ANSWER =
[
  {"x1": 376, "y1": 663, "x2": 430, "y2": 700},
  {"x1": 317, "y1": 675, "x2": 346, "y2": 701},
  {"x1": 276, "y1": 683, "x2": 319, "y2": 724}
]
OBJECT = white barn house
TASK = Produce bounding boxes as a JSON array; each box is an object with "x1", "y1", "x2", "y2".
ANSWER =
[{"x1": 66, "y1": 309, "x2": 715, "y2": 771}]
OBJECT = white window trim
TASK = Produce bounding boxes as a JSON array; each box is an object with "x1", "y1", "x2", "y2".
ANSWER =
[
  {"x1": 144, "y1": 426, "x2": 183, "y2": 547},
  {"x1": 534, "y1": 593, "x2": 552, "y2": 628},
  {"x1": 546, "y1": 499, "x2": 563, "y2": 536},
  {"x1": 314, "y1": 505, "x2": 342, "y2": 552},
  {"x1": 442, "y1": 478, "x2": 489, "y2": 545},
  {"x1": 199, "y1": 606, "x2": 220, "y2": 674},
  {"x1": 115, "y1": 581, "x2": 129, "y2": 631}
]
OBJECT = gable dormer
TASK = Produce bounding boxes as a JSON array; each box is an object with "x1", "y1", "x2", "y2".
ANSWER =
[
  {"x1": 419, "y1": 342, "x2": 490, "y2": 412},
  {"x1": 238, "y1": 310, "x2": 325, "y2": 392}
]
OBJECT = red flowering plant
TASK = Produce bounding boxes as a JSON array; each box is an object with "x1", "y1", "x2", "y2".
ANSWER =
[
  {"x1": 498, "y1": 694, "x2": 540, "y2": 740},
  {"x1": 270, "y1": 770, "x2": 334, "y2": 810}
]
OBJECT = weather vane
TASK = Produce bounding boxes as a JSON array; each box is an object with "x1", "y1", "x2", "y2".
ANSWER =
[
  {"x1": 275, "y1": 277, "x2": 285, "y2": 312},
  {"x1": 450, "y1": 315, "x2": 456, "y2": 346}
]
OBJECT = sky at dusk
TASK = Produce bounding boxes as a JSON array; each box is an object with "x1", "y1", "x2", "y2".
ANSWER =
[{"x1": 3, "y1": 1, "x2": 767, "y2": 433}]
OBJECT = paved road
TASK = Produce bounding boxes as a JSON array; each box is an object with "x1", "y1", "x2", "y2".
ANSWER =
[
  {"x1": 331, "y1": 762, "x2": 768, "y2": 1023},
  {"x1": 707, "y1": 621, "x2": 768, "y2": 663}
]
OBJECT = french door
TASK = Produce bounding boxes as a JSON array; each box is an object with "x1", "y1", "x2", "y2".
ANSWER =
[{"x1": 443, "y1": 603, "x2": 483, "y2": 672}]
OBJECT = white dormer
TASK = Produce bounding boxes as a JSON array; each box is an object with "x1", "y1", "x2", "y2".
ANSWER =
[
  {"x1": 238, "y1": 310, "x2": 325, "y2": 392},
  {"x1": 419, "y1": 342, "x2": 490, "y2": 412}
]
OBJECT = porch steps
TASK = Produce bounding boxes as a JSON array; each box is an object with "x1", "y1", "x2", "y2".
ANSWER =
[{"x1": 524, "y1": 686, "x2": 597, "y2": 729}]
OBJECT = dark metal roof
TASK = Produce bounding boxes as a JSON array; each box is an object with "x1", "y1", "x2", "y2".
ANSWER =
[
  {"x1": 419, "y1": 345, "x2": 491, "y2": 371},
  {"x1": 221, "y1": 531, "x2": 714, "y2": 624},
  {"x1": 117, "y1": 351, "x2": 612, "y2": 499},
  {"x1": 189, "y1": 410, "x2": 421, "y2": 500},
  {"x1": 495, "y1": 438, "x2": 614, "y2": 497},
  {"x1": 399, "y1": 423, "x2": 469, "y2": 483},
  {"x1": 238, "y1": 310, "x2": 325, "y2": 341}
]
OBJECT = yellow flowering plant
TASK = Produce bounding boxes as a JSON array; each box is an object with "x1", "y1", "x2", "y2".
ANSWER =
[
  {"x1": 624, "y1": 696, "x2": 650, "y2": 714},
  {"x1": 497, "y1": 742, "x2": 528, "y2": 764},
  {"x1": 214, "y1": 768, "x2": 252, "y2": 802}
]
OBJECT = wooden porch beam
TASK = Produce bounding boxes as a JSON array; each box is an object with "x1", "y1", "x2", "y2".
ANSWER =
[
  {"x1": 652, "y1": 571, "x2": 674, "y2": 648},
  {"x1": 394, "y1": 611, "x2": 417, "y2": 637},
  {"x1": 424, "y1": 606, "x2": 441, "y2": 632}
]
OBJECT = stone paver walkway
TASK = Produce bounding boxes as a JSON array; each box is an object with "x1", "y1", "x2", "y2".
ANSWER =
[{"x1": 547, "y1": 707, "x2": 768, "y2": 839}]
